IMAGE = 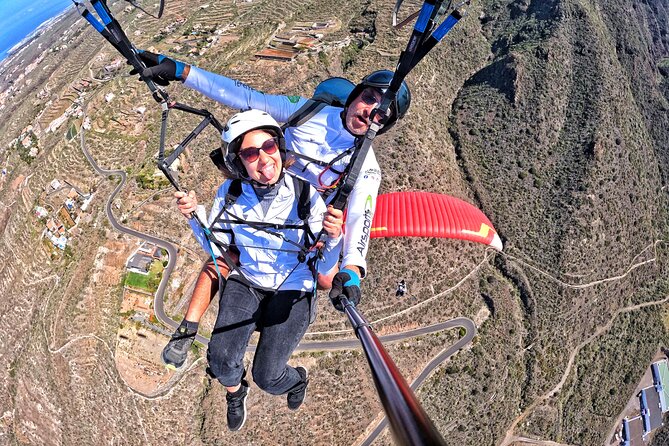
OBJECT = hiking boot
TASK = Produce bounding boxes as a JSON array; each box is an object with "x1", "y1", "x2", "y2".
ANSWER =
[
  {"x1": 287, "y1": 367, "x2": 309, "y2": 410},
  {"x1": 161, "y1": 325, "x2": 196, "y2": 369},
  {"x1": 226, "y1": 380, "x2": 249, "y2": 431}
]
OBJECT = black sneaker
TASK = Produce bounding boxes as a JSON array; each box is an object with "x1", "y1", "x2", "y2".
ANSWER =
[
  {"x1": 226, "y1": 380, "x2": 249, "y2": 431},
  {"x1": 161, "y1": 325, "x2": 196, "y2": 370},
  {"x1": 287, "y1": 367, "x2": 309, "y2": 410}
]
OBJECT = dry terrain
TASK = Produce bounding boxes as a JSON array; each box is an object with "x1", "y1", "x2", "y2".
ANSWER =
[{"x1": 0, "y1": 0, "x2": 668, "y2": 445}]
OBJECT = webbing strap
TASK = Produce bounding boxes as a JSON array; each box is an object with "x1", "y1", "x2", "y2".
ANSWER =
[
  {"x1": 208, "y1": 176, "x2": 314, "y2": 261},
  {"x1": 281, "y1": 100, "x2": 327, "y2": 130},
  {"x1": 329, "y1": 1, "x2": 465, "y2": 212}
]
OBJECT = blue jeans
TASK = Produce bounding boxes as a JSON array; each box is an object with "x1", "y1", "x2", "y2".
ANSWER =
[{"x1": 207, "y1": 278, "x2": 311, "y2": 395}]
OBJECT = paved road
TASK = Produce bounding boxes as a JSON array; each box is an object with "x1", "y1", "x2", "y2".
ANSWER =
[
  {"x1": 78, "y1": 108, "x2": 210, "y2": 344},
  {"x1": 79, "y1": 105, "x2": 477, "y2": 445}
]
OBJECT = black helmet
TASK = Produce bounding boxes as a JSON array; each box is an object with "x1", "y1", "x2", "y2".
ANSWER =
[{"x1": 344, "y1": 70, "x2": 411, "y2": 134}]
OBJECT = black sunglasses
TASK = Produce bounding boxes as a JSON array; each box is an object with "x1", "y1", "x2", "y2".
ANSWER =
[{"x1": 360, "y1": 89, "x2": 381, "y2": 106}]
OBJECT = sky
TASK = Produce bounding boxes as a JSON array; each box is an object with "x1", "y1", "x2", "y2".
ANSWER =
[{"x1": 0, "y1": 0, "x2": 73, "y2": 61}]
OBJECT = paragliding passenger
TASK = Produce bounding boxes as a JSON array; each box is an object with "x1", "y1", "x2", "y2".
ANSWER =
[
  {"x1": 173, "y1": 110, "x2": 343, "y2": 431},
  {"x1": 133, "y1": 51, "x2": 411, "y2": 368}
]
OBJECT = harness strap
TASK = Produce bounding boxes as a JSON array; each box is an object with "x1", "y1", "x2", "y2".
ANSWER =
[
  {"x1": 281, "y1": 100, "x2": 327, "y2": 130},
  {"x1": 290, "y1": 147, "x2": 354, "y2": 175},
  {"x1": 210, "y1": 177, "x2": 315, "y2": 262}
]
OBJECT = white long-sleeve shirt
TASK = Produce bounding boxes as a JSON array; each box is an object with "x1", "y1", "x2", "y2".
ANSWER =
[
  {"x1": 184, "y1": 67, "x2": 381, "y2": 276},
  {"x1": 189, "y1": 174, "x2": 341, "y2": 291}
]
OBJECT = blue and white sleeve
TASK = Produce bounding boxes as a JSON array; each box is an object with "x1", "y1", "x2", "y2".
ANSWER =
[
  {"x1": 184, "y1": 66, "x2": 308, "y2": 122},
  {"x1": 339, "y1": 148, "x2": 381, "y2": 278}
]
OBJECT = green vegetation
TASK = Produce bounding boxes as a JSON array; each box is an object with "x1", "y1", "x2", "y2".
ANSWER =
[
  {"x1": 13, "y1": 132, "x2": 38, "y2": 165},
  {"x1": 554, "y1": 301, "x2": 669, "y2": 445},
  {"x1": 135, "y1": 164, "x2": 170, "y2": 190},
  {"x1": 124, "y1": 261, "x2": 164, "y2": 292},
  {"x1": 341, "y1": 40, "x2": 364, "y2": 70},
  {"x1": 66, "y1": 122, "x2": 78, "y2": 140},
  {"x1": 659, "y1": 58, "x2": 669, "y2": 77},
  {"x1": 124, "y1": 272, "x2": 151, "y2": 289},
  {"x1": 318, "y1": 50, "x2": 330, "y2": 68}
]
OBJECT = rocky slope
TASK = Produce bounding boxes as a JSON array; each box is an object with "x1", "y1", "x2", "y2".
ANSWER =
[{"x1": 0, "y1": 0, "x2": 668, "y2": 445}]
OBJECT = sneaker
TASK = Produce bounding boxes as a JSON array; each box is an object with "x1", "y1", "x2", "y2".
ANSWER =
[
  {"x1": 161, "y1": 325, "x2": 196, "y2": 370},
  {"x1": 287, "y1": 367, "x2": 309, "y2": 411},
  {"x1": 226, "y1": 380, "x2": 249, "y2": 431}
]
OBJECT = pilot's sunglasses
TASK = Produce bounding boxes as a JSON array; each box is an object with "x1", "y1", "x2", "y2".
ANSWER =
[
  {"x1": 360, "y1": 90, "x2": 393, "y2": 119},
  {"x1": 360, "y1": 90, "x2": 381, "y2": 106},
  {"x1": 239, "y1": 137, "x2": 279, "y2": 162}
]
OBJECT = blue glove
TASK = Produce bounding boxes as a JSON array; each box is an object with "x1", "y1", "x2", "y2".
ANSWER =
[
  {"x1": 129, "y1": 50, "x2": 187, "y2": 85},
  {"x1": 329, "y1": 269, "x2": 361, "y2": 312}
]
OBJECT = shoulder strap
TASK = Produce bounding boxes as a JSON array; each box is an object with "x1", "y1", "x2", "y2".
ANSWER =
[
  {"x1": 291, "y1": 175, "x2": 311, "y2": 221},
  {"x1": 225, "y1": 179, "x2": 243, "y2": 206},
  {"x1": 281, "y1": 100, "x2": 328, "y2": 131},
  {"x1": 210, "y1": 178, "x2": 243, "y2": 229}
]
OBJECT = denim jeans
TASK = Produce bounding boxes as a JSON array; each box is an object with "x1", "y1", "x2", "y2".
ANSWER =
[{"x1": 207, "y1": 278, "x2": 311, "y2": 395}]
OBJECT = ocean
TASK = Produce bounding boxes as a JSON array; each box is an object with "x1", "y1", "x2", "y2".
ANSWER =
[{"x1": 0, "y1": 0, "x2": 73, "y2": 62}]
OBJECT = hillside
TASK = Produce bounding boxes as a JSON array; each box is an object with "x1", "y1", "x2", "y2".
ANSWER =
[{"x1": 0, "y1": 0, "x2": 668, "y2": 445}]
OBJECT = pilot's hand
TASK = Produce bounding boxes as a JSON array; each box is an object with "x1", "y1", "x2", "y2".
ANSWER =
[
  {"x1": 129, "y1": 50, "x2": 188, "y2": 85},
  {"x1": 328, "y1": 269, "x2": 361, "y2": 312}
]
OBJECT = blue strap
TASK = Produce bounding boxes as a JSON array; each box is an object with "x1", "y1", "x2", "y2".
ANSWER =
[
  {"x1": 91, "y1": 0, "x2": 112, "y2": 25},
  {"x1": 432, "y1": 14, "x2": 459, "y2": 41},
  {"x1": 82, "y1": 10, "x2": 105, "y2": 33},
  {"x1": 414, "y1": 2, "x2": 436, "y2": 33}
]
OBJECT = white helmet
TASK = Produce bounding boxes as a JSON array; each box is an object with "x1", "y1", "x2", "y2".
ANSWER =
[{"x1": 222, "y1": 109, "x2": 286, "y2": 179}]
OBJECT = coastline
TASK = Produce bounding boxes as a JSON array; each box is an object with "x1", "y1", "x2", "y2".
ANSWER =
[{"x1": 0, "y1": 4, "x2": 75, "y2": 66}]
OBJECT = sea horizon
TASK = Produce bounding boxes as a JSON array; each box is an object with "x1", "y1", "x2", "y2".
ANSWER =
[{"x1": 0, "y1": 0, "x2": 73, "y2": 63}]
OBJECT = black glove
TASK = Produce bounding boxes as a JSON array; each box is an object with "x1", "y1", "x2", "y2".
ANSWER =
[
  {"x1": 329, "y1": 269, "x2": 361, "y2": 312},
  {"x1": 129, "y1": 50, "x2": 187, "y2": 85}
]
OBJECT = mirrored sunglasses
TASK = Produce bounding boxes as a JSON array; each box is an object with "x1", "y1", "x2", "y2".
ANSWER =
[{"x1": 360, "y1": 89, "x2": 381, "y2": 106}]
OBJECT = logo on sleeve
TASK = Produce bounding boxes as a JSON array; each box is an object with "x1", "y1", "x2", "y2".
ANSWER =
[
  {"x1": 234, "y1": 80, "x2": 258, "y2": 92},
  {"x1": 287, "y1": 95, "x2": 301, "y2": 103},
  {"x1": 363, "y1": 168, "x2": 381, "y2": 183},
  {"x1": 357, "y1": 195, "x2": 374, "y2": 256}
]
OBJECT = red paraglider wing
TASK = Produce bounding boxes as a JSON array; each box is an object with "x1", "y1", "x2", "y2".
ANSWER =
[{"x1": 370, "y1": 191, "x2": 503, "y2": 251}]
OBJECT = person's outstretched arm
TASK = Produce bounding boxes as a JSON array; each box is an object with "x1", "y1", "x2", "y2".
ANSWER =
[
  {"x1": 183, "y1": 65, "x2": 307, "y2": 122},
  {"x1": 132, "y1": 50, "x2": 307, "y2": 121}
]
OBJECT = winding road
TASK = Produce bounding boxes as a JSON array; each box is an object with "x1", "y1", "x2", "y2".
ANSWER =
[{"x1": 79, "y1": 104, "x2": 477, "y2": 445}]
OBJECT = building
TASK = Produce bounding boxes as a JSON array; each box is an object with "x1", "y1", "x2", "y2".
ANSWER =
[
  {"x1": 138, "y1": 242, "x2": 162, "y2": 259},
  {"x1": 651, "y1": 360, "x2": 669, "y2": 413},
  {"x1": 46, "y1": 218, "x2": 59, "y2": 233},
  {"x1": 58, "y1": 206, "x2": 76, "y2": 229},
  {"x1": 639, "y1": 386, "x2": 663, "y2": 433},
  {"x1": 255, "y1": 48, "x2": 297, "y2": 61},
  {"x1": 621, "y1": 416, "x2": 644, "y2": 446},
  {"x1": 127, "y1": 253, "x2": 153, "y2": 275},
  {"x1": 46, "y1": 232, "x2": 67, "y2": 250},
  {"x1": 34, "y1": 206, "x2": 48, "y2": 219}
]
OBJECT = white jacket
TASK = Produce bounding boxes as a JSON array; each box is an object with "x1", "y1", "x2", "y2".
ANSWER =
[
  {"x1": 184, "y1": 67, "x2": 380, "y2": 276},
  {"x1": 189, "y1": 174, "x2": 342, "y2": 292}
]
